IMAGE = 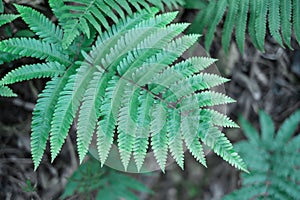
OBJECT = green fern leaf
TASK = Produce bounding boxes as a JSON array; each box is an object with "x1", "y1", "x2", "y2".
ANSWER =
[
  {"x1": 0, "y1": 14, "x2": 19, "y2": 27},
  {"x1": 276, "y1": 109, "x2": 300, "y2": 144},
  {"x1": 96, "y1": 13, "x2": 183, "y2": 166},
  {"x1": 0, "y1": 62, "x2": 65, "y2": 85},
  {"x1": 259, "y1": 110, "x2": 275, "y2": 145},
  {"x1": 151, "y1": 57, "x2": 217, "y2": 94},
  {"x1": 280, "y1": 0, "x2": 293, "y2": 49},
  {"x1": 293, "y1": 0, "x2": 300, "y2": 44},
  {"x1": 50, "y1": 64, "x2": 93, "y2": 161},
  {"x1": 77, "y1": 70, "x2": 108, "y2": 163},
  {"x1": 0, "y1": 0, "x2": 3, "y2": 13},
  {"x1": 188, "y1": 137, "x2": 207, "y2": 167},
  {"x1": 92, "y1": 12, "x2": 169, "y2": 165},
  {"x1": 201, "y1": 127, "x2": 248, "y2": 172},
  {"x1": 0, "y1": 38, "x2": 71, "y2": 65},
  {"x1": 248, "y1": 0, "x2": 260, "y2": 50},
  {"x1": 0, "y1": 85, "x2": 17, "y2": 97},
  {"x1": 97, "y1": 77, "x2": 119, "y2": 166},
  {"x1": 195, "y1": 91, "x2": 236, "y2": 107},
  {"x1": 205, "y1": 0, "x2": 227, "y2": 50},
  {"x1": 31, "y1": 71, "x2": 74, "y2": 170},
  {"x1": 0, "y1": 51, "x2": 21, "y2": 65},
  {"x1": 51, "y1": 10, "x2": 175, "y2": 162},
  {"x1": 238, "y1": 115, "x2": 260, "y2": 144},
  {"x1": 225, "y1": 110, "x2": 300, "y2": 200},
  {"x1": 268, "y1": 0, "x2": 284, "y2": 47},
  {"x1": 0, "y1": 5, "x2": 244, "y2": 173},
  {"x1": 150, "y1": 102, "x2": 168, "y2": 172},
  {"x1": 165, "y1": 73, "x2": 229, "y2": 101},
  {"x1": 255, "y1": 0, "x2": 268, "y2": 51},
  {"x1": 200, "y1": 109, "x2": 239, "y2": 128},
  {"x1": 222, "y1": 0, "x2": 239, "y2": 53},
  {"x1": 133, "y1": 90, "x2": 153, "y2": 171},
  {"x1": 168, "y1": 108, "x2": 184, "y2": 169},
  {"x1": 58, "y1": 0, "x2": 181, "y2": 48},
  {"x1": 235, "y1": 0, "x2": 249, "y2": 53},
  {"x1": 223, "y1": 185, "x2": 268, "y2": 200},
  {"x1": 14, "y1": 4, "x2": 63, "y2": 44},
  {"x1": 117, "y1": 86, "x2": 139, "y2": 170},
  {"x1": 198, "y1": 0, "x2": 216, "y2": 35}
]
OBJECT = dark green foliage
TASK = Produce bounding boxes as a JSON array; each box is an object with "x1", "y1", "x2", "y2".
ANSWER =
[
  {"x1": 61, "y1": 157, "x2": 152, "y2": 200},
  {"x1": 48, "y1": 0, "x2": 184, "y2": 49},
  {"x1": 188, "y1": 0, "x2": 300, "y2": 53},
  {"x1": 0, "y1": 14, "x2": 19, "y2": 27},
  {"x1": 0, "y1": 1, "x2": 246, "y2": 173},
  {"x1": 0, "y1": 85, "x2": 17, "y2": 97},
  {"x1": 223, "y1": 110, "x2": 300, "y2": 200},
  {"x1": 0, "y1": 0, "x2": 3, "y2": 13}
]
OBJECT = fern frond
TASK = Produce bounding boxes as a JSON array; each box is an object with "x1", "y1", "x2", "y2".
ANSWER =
[
  {"x1": 0, "y1": 14, "x2": 19, "y2": 27},
  {"x1": 200, "y1": 109, "x2": 239, "y2": 128},
  {"x1": 205, "y1": 0, "x2": 227, "y2": 50},
  {"x1": 197, "y1": 0, "x2": 216, "y2": 35},
  {"x1": 168, "y1": 108, "x2": 184, "y2": 169},
  {"x1": 133, "y1": 91, "x2": 153, "y2": 171},
  {"x1": 51, "y1": 10, "x2": 176, "y2": 162},
  {"x1": 188, "y1": 137, "x2": 206, "y2": 167},
  {"x1": 194, "y1": 91, "x2": 236, "y2": 107},
  {"x1": 276, "y1": 109, "x2": 300, "y2": 144},
  {"x1": 0, "y1": 85, "x2": 17, "y2": 97},
  {"x1": 62, "y1": 158, "x2": 151, "y2": 199},
  {"x1": 0, "y1": 51, "x2": 21, "y2": 65},
  {"x1": 150, "y1": 102, "x2": 168, "y2": 172},
  {"x1": 0, "y1": 0, "x2": 3, "y2": 13},
  {"x1": 50, "y1": 64, "x2": 92, "y2": 161},
  {"x1": 31, "y1": 66, "x2": 77, "y2": 170},
  {"x1": 57, "y1": 0, "x2": 182, "y2": 48},
  {"x1": 0, "y1": 62, "x2": 66, "y2": 85},
  {"x1": 293, "y1": 0, "x2": 300, "y2": 44},
  {"x1": 223, "y1": 185, "x2": 268, "y2": 200},
  {"x1": 95, "y1": 16, "x2": 186, "y2": 166},
  {"x1": 238, "y1": 115, "x2": 260, "y2": 144},
  {"x1": 2, "y1": 6, "x2": 244, "y2": 173},
  {"x1": 201, "y1": 127, "x2": 248, "y2": 172},
  {"x1": 97, "y1": 77, "x2": 119, "y2": 166},
  {"x1": 77, "y1": 70, "x2": 107, "y2": 163},
  {"x1": 117, "y1": 86, "x2": 139, "y2": 170},
  {"x1": 165, "y1": 73, "x2": 229, "y2": 101},
  {"x1": 280, "y1": 0, "x2": 293, "y2": 49},
  {"x1": 259, "y1": 110, "x2": 275, "y2": 145},
  {"x1": 248, "y1": 0, "x2": 259, "y2": 49},
  {"x1": 222, "y1": 0, "x2": 239, "y2": 53},
  {"x1": 151, "y1": 57, "x2": 217, "y2": 94},
  {"x1": 15, "y1": 5, "x2": 63, "y2": 44},
  {"x1": 269, "y1": 0, "x2": 284, "y2": 47},
  {"x1": 0, "y1": 38, "x2": 71, "y2": 65},
  {"x1": 255, "y1": 0, "x2": 268, "y2": 51},
  {"x1": 225, "y1": 110, "x2": 300, "y2": 200},
  {"x1": 235, "y1": 0, "x2": 249, "y2": 52}
]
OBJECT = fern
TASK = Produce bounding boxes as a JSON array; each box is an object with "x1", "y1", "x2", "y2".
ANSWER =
[
  {"x1": 0, "y1": 0, "x2": 3, "y2": 13},
  {"x1": 0, "y1": 85, "x2": 17, "y2": 97},
  {"x1": 223, "y1": 110, "x2": 300, "y2": 200},
  {"x1": 0, "y1": 62, "x2": 66, "y2": 85},
  {"x1": 0, "y1": 2, "x2": 246, "y2": 173},
  {"x1": 188, "y1": 0, "x2": 300, "y2": 52},
  {"x1": 49, "y1": 0, "x2": 184, "y2": 48},
  {"x1": 0, "y1": 14, "x2": 19, "y2": 26},
  {"x1": 14, "y1": 5, "x2": 63, "y2": 44},
  {"x1": 61, "y1": 157, "x2": 152, "y2": 200}
]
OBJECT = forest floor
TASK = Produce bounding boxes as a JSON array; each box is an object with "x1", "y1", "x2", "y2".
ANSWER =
[{"x1": 0, "y1": 1, "x2": 300, "y2": 200}]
